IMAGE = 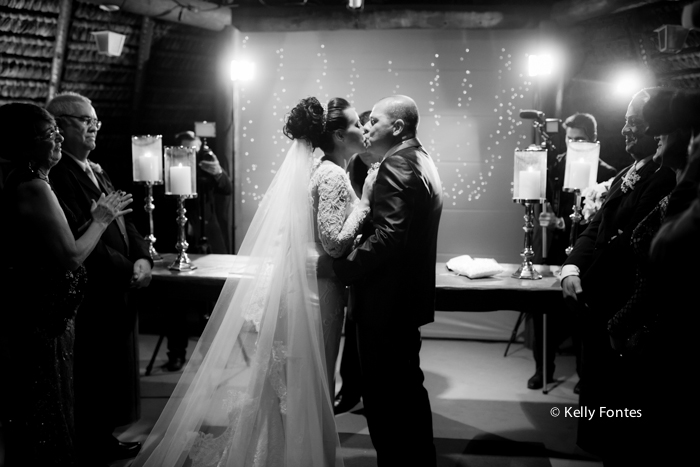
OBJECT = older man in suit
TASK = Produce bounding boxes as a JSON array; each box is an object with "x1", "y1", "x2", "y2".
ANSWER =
[
  {"x1": 47, "y1": 92, "x2": 152, "y2": 466},
  {"x1": 560, "y1": 88, "x2": 676, "y2": 465},
  {"x1": 333, "y1": 95, "x2": 442, "y2": 467}
]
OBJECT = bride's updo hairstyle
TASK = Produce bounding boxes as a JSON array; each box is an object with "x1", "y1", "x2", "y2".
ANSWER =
[
  {"x1": 283, "y1": 97, "x2": 325, "y2": 148},
  {"x1": 284, "y1": 97, "x2": 352, "y2": 154}
]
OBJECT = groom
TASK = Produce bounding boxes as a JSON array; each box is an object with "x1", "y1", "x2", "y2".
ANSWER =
[{"x1": 333, "y1": 95, "x2": 442, "y2": 466}]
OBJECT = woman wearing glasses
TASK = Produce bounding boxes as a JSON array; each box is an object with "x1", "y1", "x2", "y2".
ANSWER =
[{"x1": 0, "y1": 103, "x2": 131, "y2": 466}]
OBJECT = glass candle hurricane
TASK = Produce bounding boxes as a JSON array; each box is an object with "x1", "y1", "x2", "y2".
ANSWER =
[
  {"x1": 165, "y1": 146, "x2": 197, "y2": 195},
  {"x1": 563, "y1": 141, "x2": 600, "y2": 192},
  {"x1": 132, "y1": 135, "x2": 163, "y2": 183},
  {"x1": 513, "y1": 147, "x2": 547, "y2": 201}
]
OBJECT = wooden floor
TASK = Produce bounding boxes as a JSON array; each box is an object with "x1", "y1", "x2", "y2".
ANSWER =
[{"x1": 109, "y1": 334, "x2": 603, "y2": 467}]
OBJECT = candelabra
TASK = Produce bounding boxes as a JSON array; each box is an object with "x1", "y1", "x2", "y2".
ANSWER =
[
  {"x1": 513, "y1": 200, "x2": 542, "y2": 279},
  {"x1": 169, "y1": 194, "x2": 198, "y2": 271},
  {"x1": 138, "y1": 181, "x2": 161, "y2": 260},
  {"x1": 563, "y1": 141, "x2": 600, "y2": 256},
  {"x1": 132, "y1": 135, "x2": 163, "y2": 261},
  {"x1": 512, "y1": 147, "x2": 547, "y2": 280},
  {"x1": 165, "y1": 145, "x2": 198, "y2": 271}
]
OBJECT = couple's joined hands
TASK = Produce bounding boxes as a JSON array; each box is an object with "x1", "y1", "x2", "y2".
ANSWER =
[{"x1": 90, "y1": 191, "x2": 133, "y2": 225}]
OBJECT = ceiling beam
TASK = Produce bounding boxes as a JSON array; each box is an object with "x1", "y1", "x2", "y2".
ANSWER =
[
  {"x1": 227, "y1": 6, "x2": 549, "y2": 32},
  {"x1": 81, "y1": 0, "x2": 231, "y2": 31},
  {"x1": 551, "y1": 0, "x2": 667, "y2": 25},
  {"x1": 80, "y1": 1, "x2": 550, "y2": 32}
]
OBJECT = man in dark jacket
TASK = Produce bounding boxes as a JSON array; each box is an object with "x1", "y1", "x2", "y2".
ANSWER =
[
  {"x1": 561, "y1": 88, "x2": 676, "y2": 464},
  {"x1": 47, "y1": 92, "x2": 152, "y2": 466},
  {"x1": 333, "y1": 95, "x2": 442, "y2": 467}
]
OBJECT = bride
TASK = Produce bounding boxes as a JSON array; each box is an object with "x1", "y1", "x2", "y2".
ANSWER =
[{"x1": 132, "y1": 96, "x2": 374, "y2": 467}]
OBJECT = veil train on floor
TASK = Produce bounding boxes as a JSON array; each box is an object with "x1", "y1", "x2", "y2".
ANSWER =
[{"x1": 132, "y1": 139, "x2": 344, "y2": 467}]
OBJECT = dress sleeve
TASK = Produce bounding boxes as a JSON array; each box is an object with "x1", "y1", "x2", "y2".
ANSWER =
[{"x1": 316, "y1": 167, "x2": 370, "y2": 258}]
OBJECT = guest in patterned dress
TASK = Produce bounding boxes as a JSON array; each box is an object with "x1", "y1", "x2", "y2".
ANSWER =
[{"x1": 0, "y1": 103, "x2": 131, "y2": 467}]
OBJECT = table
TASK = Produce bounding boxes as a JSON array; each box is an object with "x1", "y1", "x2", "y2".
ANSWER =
[{"x1": 149, "y1": 254, "x2": 565, "y2": 392}]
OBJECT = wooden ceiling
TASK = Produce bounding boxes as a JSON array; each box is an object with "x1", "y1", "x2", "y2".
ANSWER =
[{"x1": 81, "y1": 0, "x2": 677, "y2": 32}]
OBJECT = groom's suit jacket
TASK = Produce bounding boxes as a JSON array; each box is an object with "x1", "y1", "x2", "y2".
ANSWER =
[
  {"x1": 50, "y1": 154, "x2": 150, "y2": 426},
  {"x1": 334, "y1": 138, "x2": 443, "y2": 329}
]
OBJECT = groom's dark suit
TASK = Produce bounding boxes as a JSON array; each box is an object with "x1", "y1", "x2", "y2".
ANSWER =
[
  {"x1": 334, "y1": 138, "x2": 442, "y2": 466},
  {"x1": 50, "y1": 154, "x2": 150, "y2": 453},
  {"x1": 563, "y1": 159, "x2": 675, "y2": 460}
]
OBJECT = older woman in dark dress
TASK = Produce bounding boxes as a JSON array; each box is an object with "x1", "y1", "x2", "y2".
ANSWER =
[{"x1": 0, "y1": 103, "x2": 131, "y2": 466}]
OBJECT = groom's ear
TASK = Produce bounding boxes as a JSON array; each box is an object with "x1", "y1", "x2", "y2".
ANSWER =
[{"x1": 392, "y1": 119, "x2": 405, "y2": 136}]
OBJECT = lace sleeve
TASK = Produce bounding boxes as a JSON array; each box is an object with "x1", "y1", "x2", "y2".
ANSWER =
[{"x1": 317, "y1": 167, "x2": 370, "y2": 258}]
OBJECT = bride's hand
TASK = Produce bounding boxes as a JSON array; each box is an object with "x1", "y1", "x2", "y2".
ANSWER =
[{"x1": 361, "y1": 168, "x2": 378, "y2": 205}]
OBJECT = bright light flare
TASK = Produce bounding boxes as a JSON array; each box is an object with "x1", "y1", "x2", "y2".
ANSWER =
[
  {"x1": 528, "y1": 54, "x2": 553, "y2": 77},
  {"x1": 613, "y1": 72, "x2": 644, "y2": 97},
  {"x1": 231, "y1": 60, "x2": 255, "y2": 82}
]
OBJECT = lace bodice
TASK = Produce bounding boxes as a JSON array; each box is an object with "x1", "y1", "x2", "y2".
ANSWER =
[{"x1": 309, "y1": 159, "x2": 370, "y2": 258}]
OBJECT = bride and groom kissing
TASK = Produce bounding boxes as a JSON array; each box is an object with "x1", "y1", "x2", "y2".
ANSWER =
[{"x1": 132, "y1": 94, "x2": 443, "y2": 467}]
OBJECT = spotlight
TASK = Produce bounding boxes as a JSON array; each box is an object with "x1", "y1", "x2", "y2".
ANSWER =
[
  {"x1": 528, "y1": 54, "x2": 553, "y2": 77},
  {"x1": 231, "y1": 60, "x2": 255, "y2": 82},
  {"x1": 347, "y1": 0, "x2": 363, "y2": 11}
]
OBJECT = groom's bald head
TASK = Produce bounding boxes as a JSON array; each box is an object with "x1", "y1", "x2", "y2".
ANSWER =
[
  {"x1": 366, "y1": 95, "x2": 420, "y2": 157},
  {"x1": 378, "y1": 95, "x2": 419, "y2": 137}
]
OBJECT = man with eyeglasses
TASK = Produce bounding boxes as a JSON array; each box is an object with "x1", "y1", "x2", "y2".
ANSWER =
[
  {"x1": 47, "y1": 92, "x2": 151, "y2": 466},
  {"x1": 527, "y1": 113, "x2": 618, "y2": 393}
]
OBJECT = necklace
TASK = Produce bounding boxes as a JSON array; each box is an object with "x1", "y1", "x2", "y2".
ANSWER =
[{"x1": 28, "y1": 163, "x2": 50, "y2": 183}]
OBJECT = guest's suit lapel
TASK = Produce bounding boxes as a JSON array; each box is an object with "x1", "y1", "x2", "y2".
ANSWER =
[
  {"x1": 93, "y1": 169, "x2": 131, "y2": 255},
  {"x1": 62, "y1": 154, "x2": 102, "y2": 199}
]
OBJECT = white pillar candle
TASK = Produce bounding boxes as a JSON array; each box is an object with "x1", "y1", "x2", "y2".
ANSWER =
[
  {"x1": 570, "y1": 160, "x2": 590, "y2": 190},
  {"x1": 519, "y1": 169, "x2": 541, "y2": 199},
  {"x1": 170, "y1": 164, "x2": 191, "y2": 194},
  {"x1": 138, "y1": 154, "x2": 159, "y2": 181}
]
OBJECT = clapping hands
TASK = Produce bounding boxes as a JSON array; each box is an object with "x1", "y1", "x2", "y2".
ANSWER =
[{"x1": 90, "y1": 191, "x2": 133, "y2": 225}]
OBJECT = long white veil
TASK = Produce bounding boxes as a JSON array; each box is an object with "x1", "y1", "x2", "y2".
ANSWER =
[{"x1": 133, "y1": 139, "x2": 343, "y2": 467}]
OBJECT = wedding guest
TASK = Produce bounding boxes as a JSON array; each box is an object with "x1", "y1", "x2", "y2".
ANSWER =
[
  {"x1": 529, "y1": 112, "x2": 617, "y2": 392},
  {"x1": 560, "y1": 88, "x2": 676, "y2": 465},
  {"x1": 334, "y1": 95, "x2": 442, "y2": 466},
  {"x1": 639, "y1": 88, "x2": 700, "y2": 466},
  {"x1": 0, "y1": 103, "x2": 130, "y2": 466},
  {"x1": 46, "y1": 92, "x2": 152, "y2": 465}
]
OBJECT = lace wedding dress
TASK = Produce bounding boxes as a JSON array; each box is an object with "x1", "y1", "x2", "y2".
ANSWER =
[
  {"x1": 309, "y1": 159, "x2": 370, "y2": 387},
  {"x1": 132, "y1": 140, "x2": 344, "y2": 467}
]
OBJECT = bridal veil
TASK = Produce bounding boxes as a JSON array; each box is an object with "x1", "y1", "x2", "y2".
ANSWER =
[{"x1": 133, "y1": 139, "x2": 344, "y2": 467}]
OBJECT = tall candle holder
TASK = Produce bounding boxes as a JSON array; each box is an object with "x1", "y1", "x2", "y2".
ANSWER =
[
  {"x1": 563, "y1": 141, "x2": 600, "y2": 255},
  {"x1": 165, "y1": 146, "x2": 198, "y2": 271},
  {"x1": 132, "y1": 135, "x2": 163, "y2": 260},
  {"x1": 512, "y1": 147, "x2": 547, "y2": 280}
]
